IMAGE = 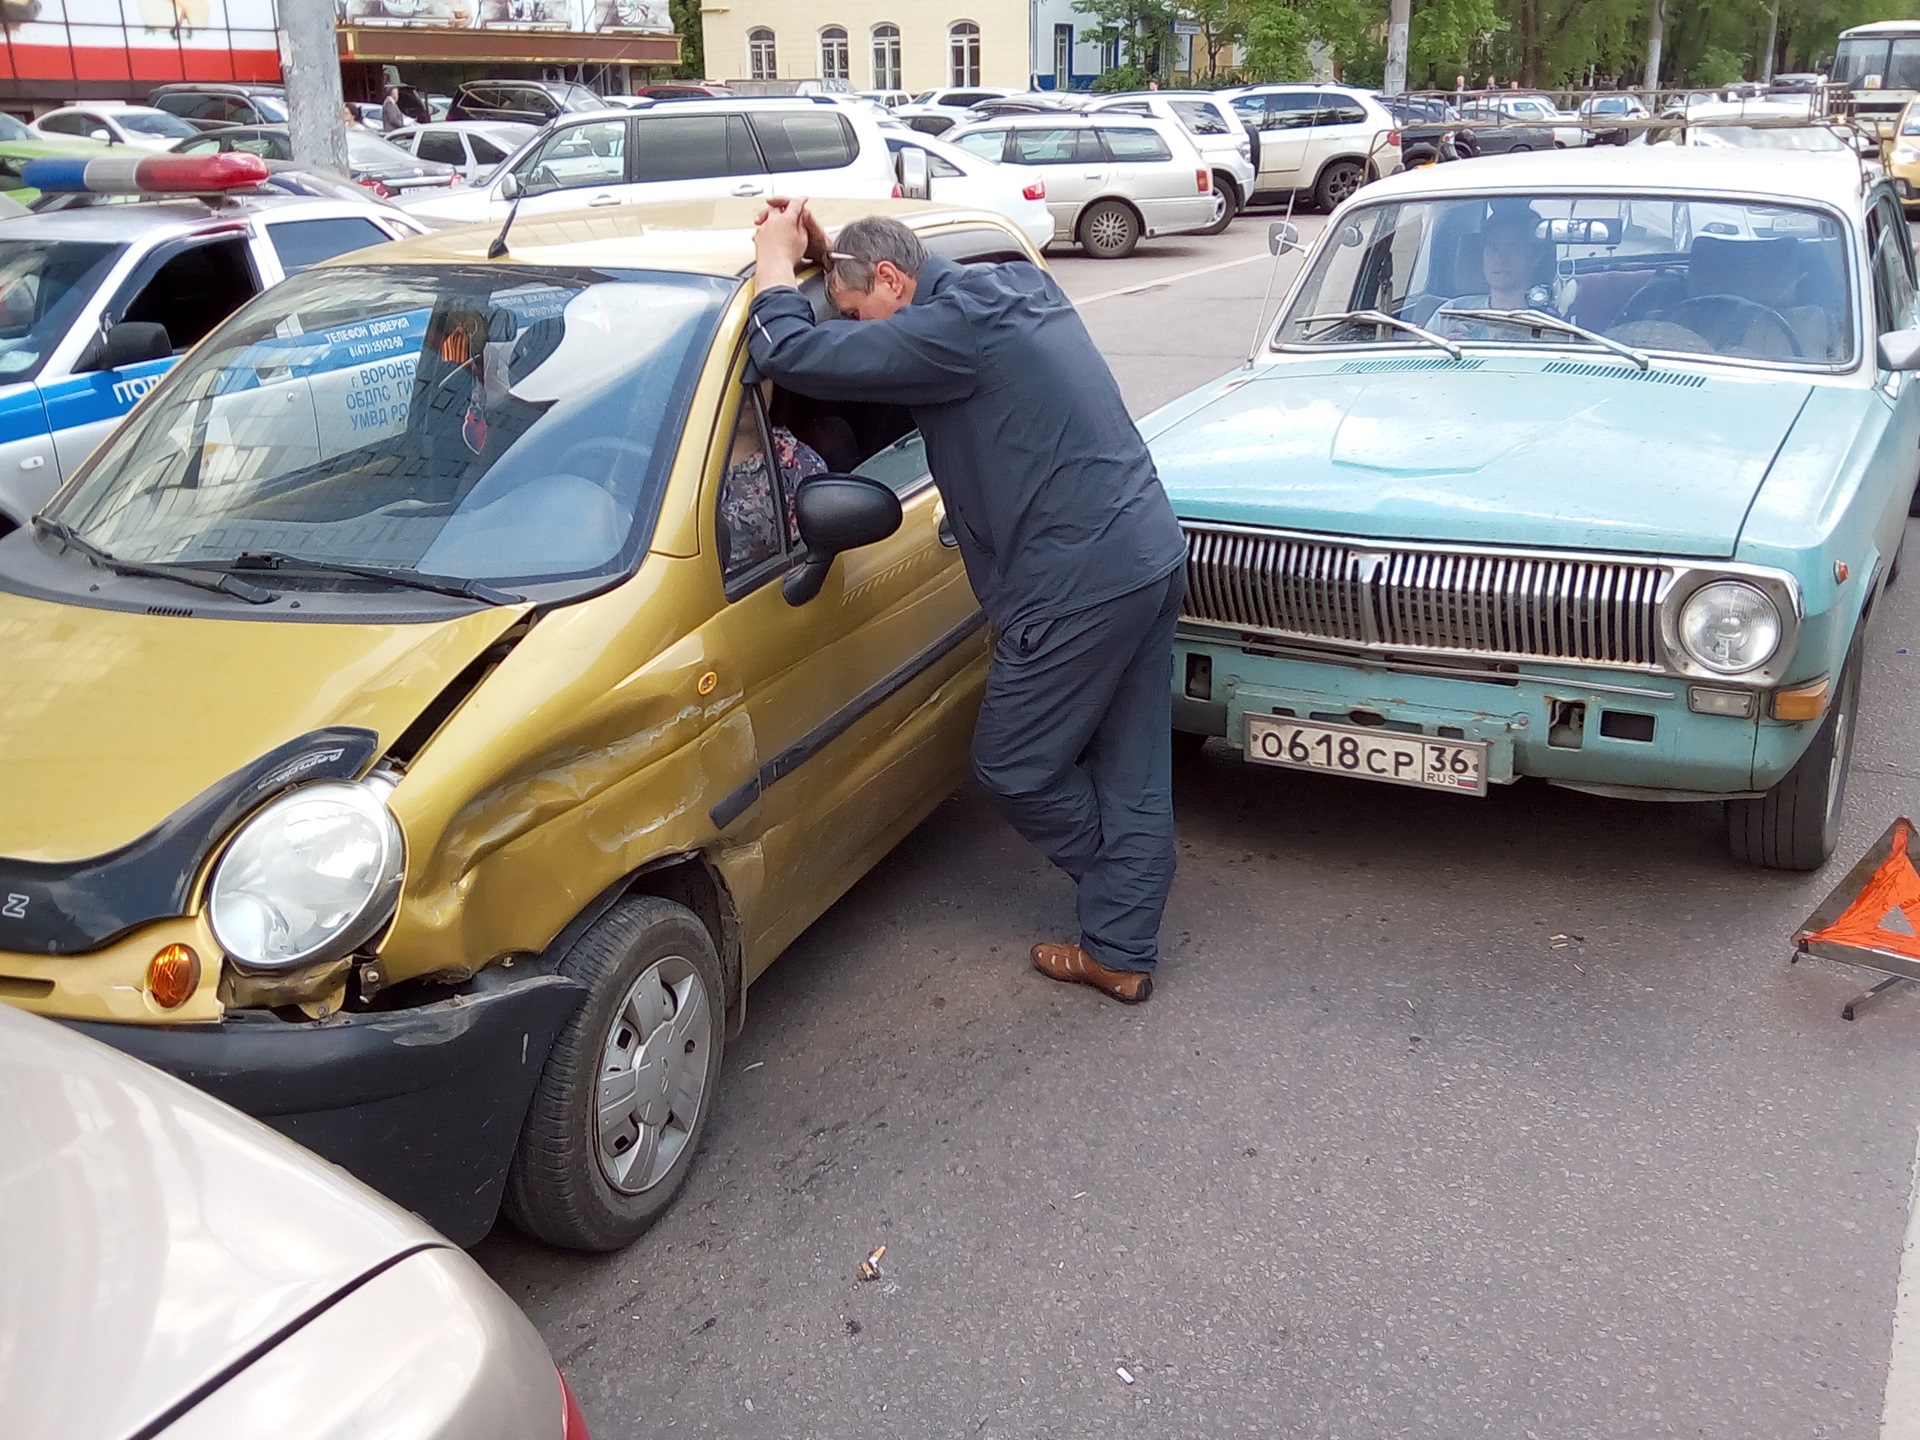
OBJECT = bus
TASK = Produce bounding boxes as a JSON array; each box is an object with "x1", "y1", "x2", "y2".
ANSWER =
[{"x1": 1833, "y1": 19, "x2": 1920, "y2": 135}]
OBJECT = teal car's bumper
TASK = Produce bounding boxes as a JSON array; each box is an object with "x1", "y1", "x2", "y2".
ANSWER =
[{"x1": 1172, "y1": 629, "x2": 1822, "y2": 796}]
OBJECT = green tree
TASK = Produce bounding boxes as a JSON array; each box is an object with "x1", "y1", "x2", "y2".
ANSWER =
[
  {"x1": 1075, "y1": 0, "x2": 1177, "y2": 76},
  {"x1": 672, "y1": 0, "x2": 705, "y2": 79}
]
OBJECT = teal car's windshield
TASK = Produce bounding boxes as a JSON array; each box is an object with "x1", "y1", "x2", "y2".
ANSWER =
[
  {"x1": 51, "y1": 264, "x2": 732, "y2": 595},
  {"x1": 0, "y1": 239, "x2": 122, "y2": 382},
  {"x1": 1278, "y1": 193, "x2": 1856, "y2": 368}
]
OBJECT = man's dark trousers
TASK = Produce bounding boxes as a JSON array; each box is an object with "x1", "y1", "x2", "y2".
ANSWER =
[{"x1": 971, "y1": 569, "x2": 1184, "y2": 974}]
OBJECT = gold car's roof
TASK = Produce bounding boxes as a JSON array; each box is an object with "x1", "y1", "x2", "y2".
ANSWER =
[{"x1": 353, "y1": 196, "x2": 1010, "y2": 275}]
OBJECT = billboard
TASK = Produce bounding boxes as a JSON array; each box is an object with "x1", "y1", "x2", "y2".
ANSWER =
[
  {"x1": 338, "y1": 0, "x2": 668, "y2": 32},
  {"x1": 0, "y1": 0, "x2": 282, "y2": 88}
]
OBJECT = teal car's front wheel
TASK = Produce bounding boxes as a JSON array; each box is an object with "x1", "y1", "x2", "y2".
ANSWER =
[{"x1": 1727, "y1": 641, "x2": 1862, "y2": 871}]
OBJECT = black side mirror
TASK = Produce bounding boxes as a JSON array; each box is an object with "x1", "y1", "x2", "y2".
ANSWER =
[
  {"x1": 782, "y1": 474, "x2": 904, "y2": 606},
  {"x1": 79, "y1": 320, "x2": 172, "y2": 373}
]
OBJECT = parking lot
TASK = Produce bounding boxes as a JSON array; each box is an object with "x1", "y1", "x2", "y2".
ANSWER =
[{"x1": 465, "y1": 214, "x2": 1920, "y2": 1439}]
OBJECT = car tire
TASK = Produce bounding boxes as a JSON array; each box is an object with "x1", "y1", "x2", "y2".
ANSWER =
[
  {"x1": 1079, "y1": 199, "x2": 1140, "y2": 259},
  {"x1": 1509, "y1": 143, "x2": 1533, "y2": 153},
  {"x1": 1314, "y1": 159, "x2": 1366, "y2": 212},
  {"x1": 1726, "y1": 637, "x2": 1862, "y2": 871},
  {"x1": 1200, "y1": 173, "x2": 1239, "y2": 235},
  {"x1": 502, "y1": 896, "x2": 725, "y2": 1251}
]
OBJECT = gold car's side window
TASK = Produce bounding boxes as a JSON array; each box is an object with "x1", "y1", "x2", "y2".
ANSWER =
[{"x1": 718, "y1": 387, "x2": 826, "y2": 598}]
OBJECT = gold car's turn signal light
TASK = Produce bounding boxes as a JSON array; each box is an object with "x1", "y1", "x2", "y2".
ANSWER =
[{"x1": 147, "y1": 944, "x2": 200, "y2": 1010}]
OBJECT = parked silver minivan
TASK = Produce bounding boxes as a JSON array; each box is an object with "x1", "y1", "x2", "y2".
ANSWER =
[{"x1": 944, "y1": 113, "x2": 1215, "y2": 258}]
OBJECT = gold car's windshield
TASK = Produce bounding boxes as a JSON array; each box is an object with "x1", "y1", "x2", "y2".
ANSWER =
[
  {"x1": 1276, "y1": 193, "x2": 1857, "y2": 369},
  {"x1": 51, "y1": 263, "x2": 733, "y2": 595}
]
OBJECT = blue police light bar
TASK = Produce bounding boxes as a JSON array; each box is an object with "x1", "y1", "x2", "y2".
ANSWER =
[{"x1": 22, "y1": 152, "x2": 271, "y2": 195}]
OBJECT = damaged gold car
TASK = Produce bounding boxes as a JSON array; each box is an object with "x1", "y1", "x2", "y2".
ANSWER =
[{"x1": 0, "y1": 199, "x2": 1037, "y2": 1249}]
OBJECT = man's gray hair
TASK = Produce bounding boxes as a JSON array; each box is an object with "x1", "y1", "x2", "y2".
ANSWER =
[{"x1": 828, "y1": 216, "x2": 926, "y2": 293}]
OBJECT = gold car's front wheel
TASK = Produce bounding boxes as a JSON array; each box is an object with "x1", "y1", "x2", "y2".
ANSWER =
[{"x1": 503, "y1": 896, "x2": 725, "y2": 1251}]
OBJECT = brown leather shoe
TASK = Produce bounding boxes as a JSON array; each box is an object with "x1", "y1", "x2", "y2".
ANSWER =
[{"x1": 1030, "y1": 942, "x2": 1153, "y2": 1003}]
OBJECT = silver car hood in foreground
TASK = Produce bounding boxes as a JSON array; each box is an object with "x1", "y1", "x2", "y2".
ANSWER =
[{"x1": 0, "y1": 1004, "x2": 440, "y2": 1440}]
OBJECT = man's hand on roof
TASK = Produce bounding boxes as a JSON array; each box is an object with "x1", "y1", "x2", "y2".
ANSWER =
[{"x1": 754, "y1": 197, "x2": 814, "y2": 293}]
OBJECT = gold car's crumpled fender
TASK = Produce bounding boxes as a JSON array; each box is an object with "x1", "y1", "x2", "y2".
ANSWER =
[{"x1": 0, "y1": 589, "x2": 527, "y2": 865}]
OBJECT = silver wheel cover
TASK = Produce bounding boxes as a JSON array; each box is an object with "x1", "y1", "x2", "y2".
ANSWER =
[{"x1": 594, "y1": 955, "x2": 712, "y2": 1195}]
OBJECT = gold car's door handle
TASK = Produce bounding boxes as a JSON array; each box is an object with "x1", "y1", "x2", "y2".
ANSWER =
[{"x1": 934, "y1": 500, "x2": 958, "y2": 548}]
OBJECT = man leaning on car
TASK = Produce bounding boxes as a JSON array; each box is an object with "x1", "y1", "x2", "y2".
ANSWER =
[{"x1": 748, "y1": 200, "x2": 1186, "y2": 1004}]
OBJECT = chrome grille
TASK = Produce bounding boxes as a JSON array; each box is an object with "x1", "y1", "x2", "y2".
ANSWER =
[{"x1": 1183, "y1": 523, "x2": 1670, "y2": 668}]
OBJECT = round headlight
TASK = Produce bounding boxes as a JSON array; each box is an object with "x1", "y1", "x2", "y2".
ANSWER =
[
  {"x1": 209, "y1": 782, "x2": 404, "y2": 970},
  {"x1": 1678, "y1": 580, "x2": 1782, "y2": 675}
]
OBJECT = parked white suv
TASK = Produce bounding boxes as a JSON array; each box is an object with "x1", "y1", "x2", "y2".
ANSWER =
[
  {"x1": 1083, "y1": 91, "x2": 1257, "y2": 233},
  {"x1": 946, "y1": 113, "x2": 1214, "y2": 258},
  {"x1": 1223, "y1": 84, "x2": 1403, "y2": 211},
  {"x1": 398, "y1": 97, "x2": 900, "y2": 226}
]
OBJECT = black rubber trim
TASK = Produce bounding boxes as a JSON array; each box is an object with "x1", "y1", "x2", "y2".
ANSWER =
[
  {"x1": 707, "y1": 608, "x2": 986, "y2": 830},
  {"x1": 126, "y1": 1242, "x2": 445, "y2": 1440},
  {"x1": 0, "y1": 726, "x2": 380, "y2": 955}
]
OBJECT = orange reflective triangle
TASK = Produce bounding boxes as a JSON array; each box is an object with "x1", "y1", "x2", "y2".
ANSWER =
[{"x1": 1805, "y1": 818, "x2": 1920, "y2": 961}]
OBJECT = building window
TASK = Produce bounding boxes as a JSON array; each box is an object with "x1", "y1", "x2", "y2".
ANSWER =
[
  {"x1": 749, "y1": 27, "x2": 777, "y2": 81},
  {"x1": 820, "y1": 26, "x2": 849, "y2": 82},
  {"x1": 948, "y1": 21, "x2": 980, "y2": 86},
  {"x1": 871, "y1": 23, "x2": 901, "y2": 91}
]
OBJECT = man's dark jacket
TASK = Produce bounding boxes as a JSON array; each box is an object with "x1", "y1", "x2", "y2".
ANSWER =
[{"x1": 746, "y1": 255, "x2": 1184, "y2": 634}]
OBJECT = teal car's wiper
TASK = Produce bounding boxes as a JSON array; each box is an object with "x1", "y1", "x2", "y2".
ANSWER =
[
  {"x1": 1295, "y1": 309, "x2": 1464, "y2": 361},
  {"x1": 224, "y1": 550, "x2": 522, "y2": 605},
  {"x1": 1435, "y1": 308, "x2": 1652, "y2": 370},
  {"x1": 32, "y1": 515, "x2": 277, "y2": 604}
]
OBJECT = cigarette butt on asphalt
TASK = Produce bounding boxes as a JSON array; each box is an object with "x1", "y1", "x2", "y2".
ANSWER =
[
  {"x1": 1116, "y1": 1366, "x2": 1136, "y2": 1385},
  {"x1": 859, "y1": 1244, "x2": 886, "y2": 1280}
]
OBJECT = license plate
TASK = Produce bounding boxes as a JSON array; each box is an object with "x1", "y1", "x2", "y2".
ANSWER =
[{"x1": 1244, "y1": 715, "x2": 1488, "y2": 796}]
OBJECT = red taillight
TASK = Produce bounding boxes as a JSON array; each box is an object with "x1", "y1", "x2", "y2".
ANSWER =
[
  {"x1": 891, "y1": 182, "x2": 902, "y2": 198},
  {"x1": 1022, "y1": 180, "x2": 1046, "y2": 200},
  {"x1": 1387, "y1": 129, "x2": 1402, "y2": 147},
  {"x1": 559, "y1": 1371, "x2": 590, "y2": 1440},
  {"x1": 358, "y1": 177, "x2": 393, "y2": 198},
  {"x1": 1196, "y1": 168, "x2": 1210, "y2": 192}
]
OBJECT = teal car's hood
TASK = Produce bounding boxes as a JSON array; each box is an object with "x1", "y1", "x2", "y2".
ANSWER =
[{"x1": 1145, "y1": 359, "x2": 1817, "y2": 559}]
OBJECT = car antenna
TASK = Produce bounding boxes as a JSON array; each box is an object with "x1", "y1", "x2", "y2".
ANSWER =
[
  {"x1": 486, "y1": 191, "x2": 523, "y2": 260},
  {"x1": 1245, "y1": 92, "x2": 1325, "y2": 367}
]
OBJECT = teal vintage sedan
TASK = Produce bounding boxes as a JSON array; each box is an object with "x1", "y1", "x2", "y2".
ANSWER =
[{"x1": 1150, "y1": 148, "x2": 1919, "y2": 870}]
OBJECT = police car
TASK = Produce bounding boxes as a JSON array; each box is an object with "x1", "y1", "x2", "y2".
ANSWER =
[{"x1": 0, "y1": 152, "x2": 424, "y2": 531}]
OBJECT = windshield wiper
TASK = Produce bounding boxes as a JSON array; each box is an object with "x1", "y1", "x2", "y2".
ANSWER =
[
  {"x1": 31, "y1": 516, "x2": 277, "y2": 604},
  {"x1": 1295, "y1": 310, "x2": 1464, "y2": 361},
  {"x1": 1435, "y1": 308, "x2": 1652, "y2": 370},
  {"x1": 224, "y1": 550, "x2": 522, "y2": 605}
]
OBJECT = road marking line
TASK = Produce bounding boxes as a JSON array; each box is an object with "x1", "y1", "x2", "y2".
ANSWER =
[
  {"x1": 1070, "y1": 249, "x2": 1279, "y2": 308},
  {"x1": 1883, "y1": 1123, "x2": 1920, "y2": 1440}
]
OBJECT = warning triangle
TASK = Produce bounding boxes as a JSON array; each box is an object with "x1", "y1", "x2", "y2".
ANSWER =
[{"x1": 1802, "y1": 818, "x2": 1920, "y2": 961}]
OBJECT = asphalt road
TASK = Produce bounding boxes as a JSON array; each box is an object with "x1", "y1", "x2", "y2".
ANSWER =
[{"x1": 475, "y1": 212, "x2": 1920, "y2": 1440}]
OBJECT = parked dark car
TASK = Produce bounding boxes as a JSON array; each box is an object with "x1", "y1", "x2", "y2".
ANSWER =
[
  {"x1": 1381, "y1": 94, "x2": 1461, "y2": 165},
  {"x1": 171, "y1": 124, "x2": 461, "y2": 196},
  {"x1": 148, "y1": 82, "x2": 288, "y2": 129},
  {"x1": 1449, "y1": 98, "x2": 1557, "y2": 154},
  {"x1": 446, "y1": 80, "x2": 609, "y2": 126},
  {"x1": 638, "y1": 83, "x2": 734, "y2": 100}
]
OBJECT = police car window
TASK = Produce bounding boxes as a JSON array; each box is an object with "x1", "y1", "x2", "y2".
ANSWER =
[
  {"x1": 516, "y1": 121, "x2": 627, "y2": 194},
  {"x1": 53, "y1": 266, "x2": 734, "y2": 598},
  {"x1": 632, "y1": 114, "x2": 760, "y2": 181},
  {"x1": 1101, "y1": 126, "x2": 1172, "y2": 162},
  {"x1": 0, "y1": 240, "x2": 121, "y2": 382},
  {"x1": 749, "y1": 113, "x2": 857, "y2": 172},
  {"x1": 268, "y1": 217, "x2": 391, "y2": 274},
  {"x1": 119, "y1": 237, "x2": 259, "y2": 354},
  {"x1": 416, "y1": 130, "x2": 466, "y2": 166}
]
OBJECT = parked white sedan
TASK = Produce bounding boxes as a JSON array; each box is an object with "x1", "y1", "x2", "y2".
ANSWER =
[
  {"x1": 945, "y1": 113, "x2": 1214, "y2": 258},
  {"x1": 387, "y1": 120, "x2": 539, "y2": 183},
  {"x1": 0, "y1": 1002, "x2": 589, "y2": 1440},
  {"x1": 885, "y1": 130, "x2": 1053, "y2": 249},
  {"x1": 29, "y1": 102, "x2": 201, "y2": 150}
]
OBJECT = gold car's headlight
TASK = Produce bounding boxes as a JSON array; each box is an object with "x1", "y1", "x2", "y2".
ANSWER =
[{"x1": 208, "y1": 781, "x2": 404, "y2": 971}]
